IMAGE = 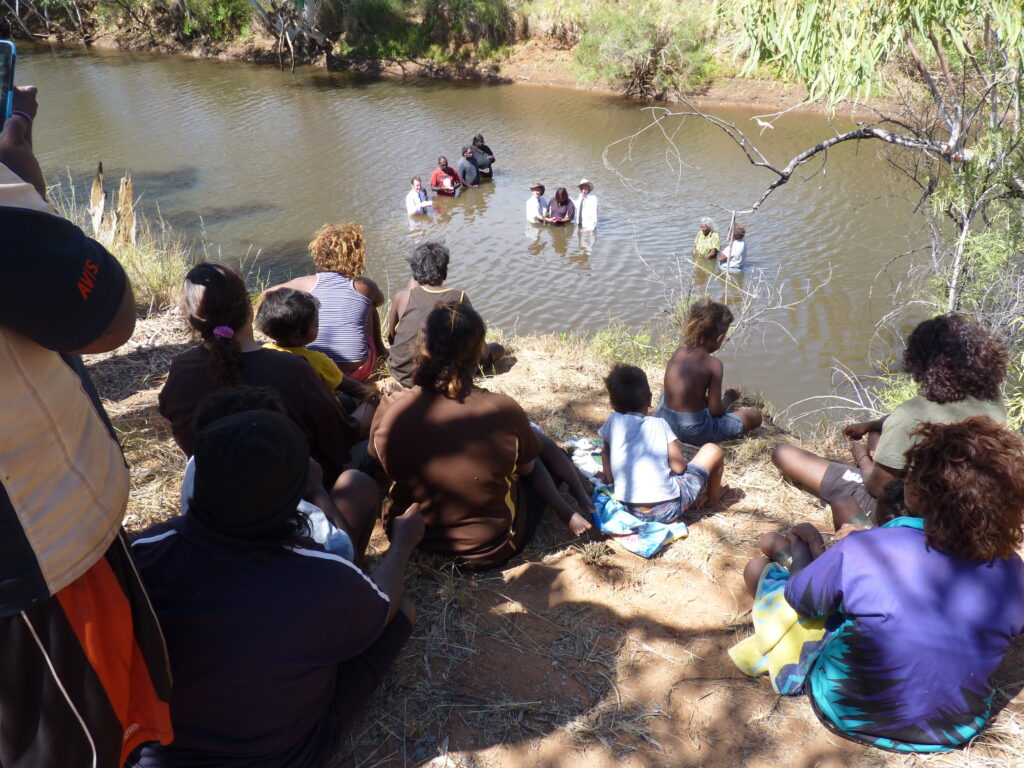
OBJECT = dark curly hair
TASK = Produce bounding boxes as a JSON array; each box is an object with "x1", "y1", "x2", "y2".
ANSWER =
[
  {"x1": 904, "y1": 416, "x2": 1024, "y2": 561},
  {"x1": 182, "y1": 262, "x2": 251, "y2": 388},
  {"x1": 682, "y1": 298, "x2": 733, "y2": 346},
  {"x1": 604, "y1": 364, "x2": 651, "y2": 414},
  {"x1": 903, "y1": 314, "x2": 1007, "y2": 403},
  {"x1": 412, "y1": 302, "x2": 485, "y2": 400},
  {"x1": 410, "y1": 241, "x2": 450, "y2": 287}
]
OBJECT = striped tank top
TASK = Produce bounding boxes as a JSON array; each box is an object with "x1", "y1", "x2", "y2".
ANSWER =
[{"x1": 307, "y1": 272, "x2": 372, "y2": 365}]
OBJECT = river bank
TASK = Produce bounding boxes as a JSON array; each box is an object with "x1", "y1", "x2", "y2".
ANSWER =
[{"x1": 86, "y1": 304, "x2": 1024, "y2": 768}]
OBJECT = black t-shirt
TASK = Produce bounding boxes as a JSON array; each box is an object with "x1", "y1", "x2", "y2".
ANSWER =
[{"x1": 131, "y1": 515, "x2": 391, "y2": 768}]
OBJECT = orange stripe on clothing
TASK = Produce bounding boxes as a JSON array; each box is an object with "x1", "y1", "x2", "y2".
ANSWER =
[{"x1": 56, "y1": 555, "x2": 173, "y2": 764}]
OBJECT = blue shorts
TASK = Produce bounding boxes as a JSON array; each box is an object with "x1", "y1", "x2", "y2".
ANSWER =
[
  {"x1": 655, "y1": 396, "x2": 744, "y2": 445},
  {"x1": 623, "y1": 462, "x2": 709, "y2": 523}
]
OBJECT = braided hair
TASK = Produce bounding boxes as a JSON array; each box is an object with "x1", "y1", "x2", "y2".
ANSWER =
[
  {"x1": 182, "y1": 261, "x2": 251, "y2": 388},
  {"x1": 411, "y1": 302, "x2": 485, "y2": 401}
]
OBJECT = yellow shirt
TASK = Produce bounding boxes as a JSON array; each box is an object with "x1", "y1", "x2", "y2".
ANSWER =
[
  {"x1": 264, "y1": 343, "x2": 343, "y2": 391},
  {"x1": 693, "y1": 230, "x2": 720, "y2": 258}
]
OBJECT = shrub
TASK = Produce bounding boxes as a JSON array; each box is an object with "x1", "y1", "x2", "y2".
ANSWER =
[{"x1": 182, "y1": 0, "x2": 251, "y2": 41}]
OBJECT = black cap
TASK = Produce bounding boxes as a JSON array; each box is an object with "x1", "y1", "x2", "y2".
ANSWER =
[{"x1": 190, "y1": 411, "x2": 309, "y2": 540}]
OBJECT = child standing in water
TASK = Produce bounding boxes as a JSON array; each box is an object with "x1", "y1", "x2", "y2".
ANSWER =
[
  {"x1": 656, "y1": 299, "x2": 762, "y2": 445},
  {"x1": 599, "y1": 365, "x2": 724, "y2": 521}
]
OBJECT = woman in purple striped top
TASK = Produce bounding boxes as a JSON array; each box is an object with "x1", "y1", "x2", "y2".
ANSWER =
[{"x1": 267, "y1": 223, "x2": 385, "y2": 381}]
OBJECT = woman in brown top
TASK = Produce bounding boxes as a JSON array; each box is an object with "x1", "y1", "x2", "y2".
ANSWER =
[
  {"x1": 158, "y1": 261, "x2": 364, "y2": 485},
  {"x1": 370, "y1": 303, "x2": 593, "y2": 569},
  {"x1": 386, "y1": 242, "x2": 503, "y2": 387}
]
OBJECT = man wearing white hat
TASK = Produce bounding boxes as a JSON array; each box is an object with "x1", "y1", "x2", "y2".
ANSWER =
[{"x1": 574, "y1": 178, "x2": 599, "y2": 230}]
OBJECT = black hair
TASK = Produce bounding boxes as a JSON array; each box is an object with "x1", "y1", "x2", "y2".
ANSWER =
[
  {"x1": 410, "y1": 241, "x2": 450, "y2": 287},
  {"x1": 903, "y1": 313, "x2": 1007, "y2": 403},
  {"x1": 412, "y1": 302, "x2": 485, "y2": 400},
  {"x1": 604, "y1": 364, "x2": 651, "y2": 414},
  {"x1": 182, "y1": 261, "x2": 251, "y2": 387},
  {"x1": 256, "y1": 288, "x2": 319, "y2": 347},
  {"x1": 875, "y1": 479, "x2": 907, "y2": 525},
  {"x1": 193, "y1": 385, "x2": 287, "y2": 436}
]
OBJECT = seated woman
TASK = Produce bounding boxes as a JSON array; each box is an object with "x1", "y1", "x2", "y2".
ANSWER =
[
  {"x1": 544, "y1": 187, "x2": 576, "y2": 225},
  {"x1": 736, "y1": 417, "x2": 1024, "y2": 753},
  {"x1": 266, "y1": 223, "x2": 385, "y2": 381},
  {"x1": 370, "y1": 302, "x2": 593, "y2": 570},
  {"x1": 772, "y1": 313, "x2": 1007, "y2": 525},
  {"x1": 158, "y1": 261, "x2": 362, "y2": 485}
]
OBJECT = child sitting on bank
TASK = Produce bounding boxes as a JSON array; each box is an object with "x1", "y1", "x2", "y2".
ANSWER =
[
  {"x1": 257, "y1": 288, "x2": 378, "y2": 410},
  {"x1": 656, "y1": 299, "x2": 762, "y2": 446},
  {"x1": 598, "y1": 364, "x2": 724, "y2": 522},
  {"x1": 736, "y1": 416, "x2": 1024, "y2": 753}
]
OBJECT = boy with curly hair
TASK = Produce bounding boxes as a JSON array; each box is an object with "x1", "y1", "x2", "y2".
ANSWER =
[
  {"x1": 772, "y1": 314, "x2": 1007, "y2": 526},
  {"x1": 656, "y1": 298, "x2": 763, "y2": 445}
]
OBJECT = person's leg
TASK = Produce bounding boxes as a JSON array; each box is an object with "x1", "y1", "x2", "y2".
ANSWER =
[
  {"x1": 736, "y1": 406, "x2": 763, "y2": 434},
  {"x1": 830, "y1": 496, "x2": 872, "y2": 530},
  {"x1": 744, "y1": 555, "x2": 772, "y2": 597},
  {"x1": 690, "y1": 442, "x2": 724, "y2": 504},
  {"x1": 522, "y1": 456, "x2": 590, "y2": 534},
  {"x1": 328, "y1": 469, "x2": 379, "y2": 560},
  {"x1": 771, "y1": 443, "x2": 833, "y2": 497},
  {"x1": 537, "y1": 432, "x2": 594, "y2": 513}
]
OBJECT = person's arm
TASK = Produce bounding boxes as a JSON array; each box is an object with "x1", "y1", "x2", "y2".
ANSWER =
[
  {"x1": 844, "y1": 417, "x2": 888, "y2": 441},
  {"x1": 850, "y1": 441, "x2": 900, "y2": 497},
  {"x1": 386, "y1": 289, "x2": 409, "y2": 343},
  {"x1": 667, "y1": 439, "x2": 688, "y2": 475},
  {"x1": 371, "y1": 505, "x2": 424, "y2": 621},
  {"x1": 599, "y1": 442, "x2": 613, "y2": 485},
  {"x1": 705, "y1": 358, "x2": 728, "y2": 416},
  {"x1": 263, "y1": 274, "x2": 317, "y2": 297},
  {"x1": 784, "y1": 542, "x2": 846, "y2": 617},
  {"x1": 0, "y1": 87, "x2": 45, "y2": 198},
  {"x1": 353, "y1": 276, "x2": 386, "y2": 306}
]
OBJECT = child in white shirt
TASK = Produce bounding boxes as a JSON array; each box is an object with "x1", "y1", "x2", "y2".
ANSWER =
[{"x1": 598, "y1": 365, "x2": 724, "y2": 522}]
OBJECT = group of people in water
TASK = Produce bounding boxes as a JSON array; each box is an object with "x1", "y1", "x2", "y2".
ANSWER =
[{"x1": 4, "y1": 85, "x2": 1024, "y2": 768}]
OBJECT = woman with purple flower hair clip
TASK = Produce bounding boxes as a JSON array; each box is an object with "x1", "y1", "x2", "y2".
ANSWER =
[{"x1": 158, "y1": 261, "x2": 363, "y2": 487}]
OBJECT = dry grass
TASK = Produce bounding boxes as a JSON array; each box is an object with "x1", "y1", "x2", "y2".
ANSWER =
[{"x1": 88, "y1": 311, "x2": 1024, "y2": 768}]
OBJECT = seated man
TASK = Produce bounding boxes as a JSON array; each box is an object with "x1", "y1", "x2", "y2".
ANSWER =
[
  {"x1": 429, "y1": 155, "x2": 462, "y2": 196},
  {"x1": 129, "y1": 411, "x2": 423, "y2": 767},
  {"x1": 386, "y1": 241, "x2": 503, "y2": 387}
]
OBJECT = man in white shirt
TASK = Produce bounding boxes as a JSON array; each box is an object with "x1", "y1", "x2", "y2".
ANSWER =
[
  {"x1": 574, "y1": 178, "x2": 598, "y2": 230},
  {"x1": 717, "y1": 222, "x2": 747, "y2": 273},
  {"x1": 405, "y1": 176, "x2": 432, "y2": 216},
  {"x1": 525, "y1": 182, "x2": 547, "y2": 223}
]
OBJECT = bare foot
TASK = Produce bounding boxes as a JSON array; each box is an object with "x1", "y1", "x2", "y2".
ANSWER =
[{"x1": 790, "y1": 523, "x2": 826, "y2": 558}]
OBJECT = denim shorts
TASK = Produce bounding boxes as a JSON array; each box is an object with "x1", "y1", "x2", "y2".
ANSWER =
[
  {"x1": 655, "y1": 396, "x2": 744, "y2": 445},
  {"x1": 623, "y1": 461, "x2": 710, "y2": 523}
]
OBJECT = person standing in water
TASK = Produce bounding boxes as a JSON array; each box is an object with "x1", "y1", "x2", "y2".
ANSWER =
[
  {"x1": 692, "y1": 217, "x2": 720, "y2": 260},
  {"x1": 456, "y1": 146, "x2": 480, "y2": 189},
  {"x1": 574, "y1": 179, "x2": 599, "y2": 230},
  {"x1": 405, "y1": 176, "x2": 432, "y2": 216},
  {"x1": 525, "y1": 182, "x2": 547, "y2": 223},
  {"x1": 430, "y1": 156, "x2": 462, "y2": 196},
  {"x1": 471, "y1": 133, "x2": 495, "y2": 179}
]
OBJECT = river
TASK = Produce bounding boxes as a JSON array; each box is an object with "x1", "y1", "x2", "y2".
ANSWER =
[{"x1": 23, "y1": 44, "x2": 924, "y2": 422}]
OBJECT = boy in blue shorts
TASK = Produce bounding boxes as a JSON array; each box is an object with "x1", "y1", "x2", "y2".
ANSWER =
[{"x1": 599, "y1": 365, "x2": 724, "y2": 522}]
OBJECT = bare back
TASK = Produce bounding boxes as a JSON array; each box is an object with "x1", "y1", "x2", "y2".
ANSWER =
[{"x1": 662, "y1": 345, "x2": 724, "y2": 414}]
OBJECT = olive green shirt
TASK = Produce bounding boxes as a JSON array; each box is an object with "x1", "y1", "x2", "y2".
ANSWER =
[
  {"x1": 873, "y1": 394, "x2": 1007, "y2": 471},
  {"x1": 693, "y1": 230, "x2": 720, "y2": 258}
]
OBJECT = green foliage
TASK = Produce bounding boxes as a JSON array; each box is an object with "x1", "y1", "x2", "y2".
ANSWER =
[
  {"x1": 418, "y1": 0, "x2": 523, "y2": 48},
  {"x1": 729, "y1": 0, "x2": 1024, "y2": 104},
  {"x1": 588, "y1": 320, "x2": 671, "y2": 371},
  {"x1": 574, "y1": 4, "x2": 715, "y2": 98},
  {"x1": 182, "y1": 0, "x2": 252, "y2": 40}
]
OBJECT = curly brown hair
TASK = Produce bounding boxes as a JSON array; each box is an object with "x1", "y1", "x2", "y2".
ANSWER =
[
  {"x1": 412, "y1": 302, "x2": 485, "y2": 401},
  {"x1": 682, "y1": 298, "x2": 734, "y2": 346},
  {"x1": 904, "y1": 416, "x2": 1024, "y2": 561},
  {"x1": 903, "y1": 314, "x2": 1007, "y2": 403},
  {"x1": 309, "y1": 223, "x2": 366, "y2": 277}
]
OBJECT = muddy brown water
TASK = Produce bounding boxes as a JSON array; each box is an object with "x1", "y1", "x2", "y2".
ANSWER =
[{"x1": 25, "y1": 44, "x2": 924, "y2": 424}]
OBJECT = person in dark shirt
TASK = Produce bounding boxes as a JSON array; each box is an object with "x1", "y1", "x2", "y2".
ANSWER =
[
  {"x1": 0, "y1": 86, "x2": 173, "y2": 767},
  {"x1": 131, "y1": 410, "x2": 424, "y2": 768},
  {"x1": 159, "y1": 261, "x2": 365, "y2": 485},
  {"x1": 471, "y1": 133, "x2": 495, "y2": 179},
  {"x1": 456, "y1": 145, "x2": 479, "y2": 188}
]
